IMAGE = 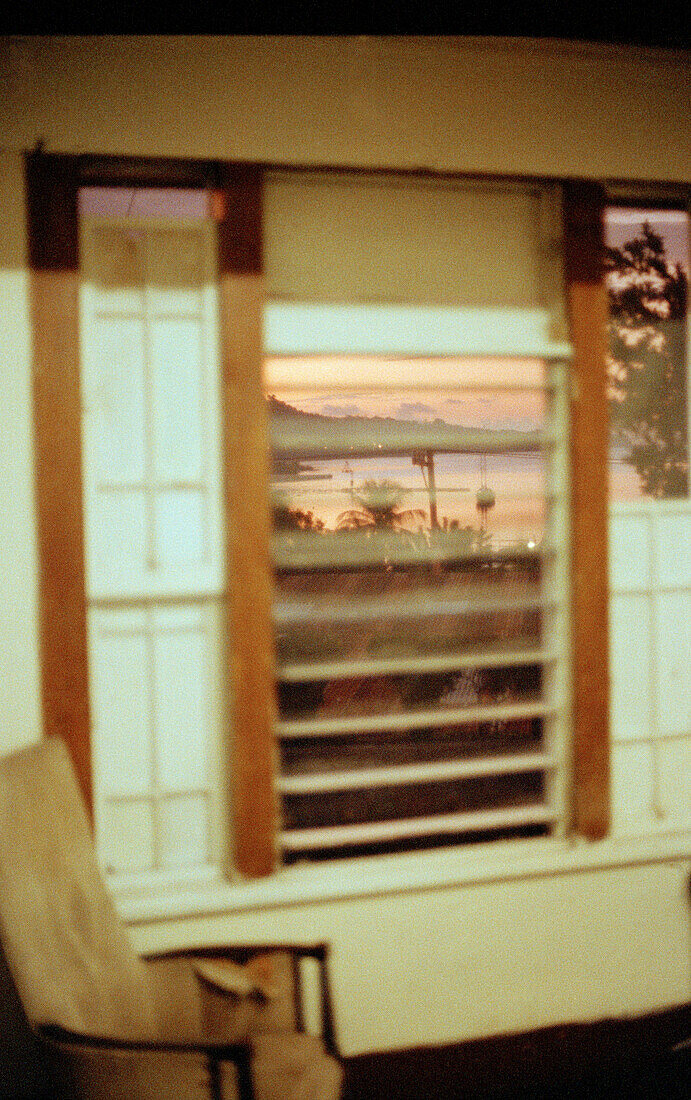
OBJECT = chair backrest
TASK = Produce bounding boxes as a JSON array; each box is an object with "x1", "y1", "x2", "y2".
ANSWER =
[{"x1": 0, "y1": 738, "x2": 156, "y2": 1040}]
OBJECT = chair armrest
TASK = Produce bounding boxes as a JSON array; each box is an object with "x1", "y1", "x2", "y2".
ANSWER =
[
  {"x1": 147, "y1": 941, "x2": 331, "y2": 964},
  {"x1": 38, "y1": 1023, "x2": 255, "y2": 1100},
  {"x1": 144, "y1": 943, "x2": 339, "y2": 1057}
]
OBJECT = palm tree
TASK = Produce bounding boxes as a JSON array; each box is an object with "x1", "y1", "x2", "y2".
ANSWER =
[
  {"x1": 336, "y1": 479, "x2": 425, "y2": 534},
  {"x1": 336, "y1": 478, "x2": 427, "y2": 565}
]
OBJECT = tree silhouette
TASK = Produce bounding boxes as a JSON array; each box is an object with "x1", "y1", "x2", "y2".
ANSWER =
[
  {"x1": 336, "y1": 478, "x2": 425, "y2": 534},
  {"x1": 605, "y1": 222, "x2": 688, "y2": 498},
  {"x1": 272, "y1": 489, "x2": 325, "y2": 533},
  {"x1": 436, "y1": 517, "x2": 491, "y2": 556}
]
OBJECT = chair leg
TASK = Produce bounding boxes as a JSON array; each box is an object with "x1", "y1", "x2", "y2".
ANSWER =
[{"x1": 208, "y1": 1050, "x2": 256, "y2": 1100}]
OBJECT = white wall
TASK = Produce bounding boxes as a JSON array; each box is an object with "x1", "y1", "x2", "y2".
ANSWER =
[
  {"x1": 0, "y1": 36, "x2": 689, "y2": 1056},
  {"x1": 0, "y1": 153, "x2": 42, "y2": 754},
  {"x1": 125, "y1": 858, "x2": 691, "y2": 1054},
  {"x1": 1, "y1": 36, "x2": 689, "y2": 181}
]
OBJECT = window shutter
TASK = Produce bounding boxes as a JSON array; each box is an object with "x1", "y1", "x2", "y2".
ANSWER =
[
  {"x1": 79, "y1": 212, "x2": 226, "y2": 874},
  {"x1": 264, "y1": 172, "x2": 577, "y2": 861}
]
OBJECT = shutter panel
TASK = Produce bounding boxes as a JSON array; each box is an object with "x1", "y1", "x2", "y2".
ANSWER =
[
  {"x1": 79, "y1": 211, "x2": 226, "y2": 874},
  {"x1": 80, "y1": 217, "x2": 225, "y2": 601},
  {"x1": 264, "y1": 172, "x2": 573, "y2": 861}
]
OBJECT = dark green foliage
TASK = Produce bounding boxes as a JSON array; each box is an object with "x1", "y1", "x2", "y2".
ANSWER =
[
  {"x1": 605, "y1": 223, "x2": 688, "y2": 498},
  {"x1": 272, "y1": 489, "x2": 325, "y2": 532}
]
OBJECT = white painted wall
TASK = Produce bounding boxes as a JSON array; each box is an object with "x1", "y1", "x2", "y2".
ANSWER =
[
  {"x1": 1, "y1": 36, "x2": 689, "y2": 181},
  {"x1": 125, "y1": 858, "x2": 691, "y2": 1054},
  {"x1": 0, "y1": 153, "x2": 42, "y2": 754},
  {"x1": 0, "y1": 37, "x2": 689, "y2": 1057}
]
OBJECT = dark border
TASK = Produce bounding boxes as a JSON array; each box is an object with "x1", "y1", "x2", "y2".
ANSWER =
[{"x1": 342, "y1": 1003, "x2": 691, "y2": 1099}]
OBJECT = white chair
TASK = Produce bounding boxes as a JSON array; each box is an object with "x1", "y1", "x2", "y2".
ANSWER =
[{"x1": 0, "y1": 737, "x2": 343, "y2": 1100}]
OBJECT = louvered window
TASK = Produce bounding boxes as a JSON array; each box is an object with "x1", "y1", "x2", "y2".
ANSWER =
[
  {"x1": 264, "y1": 173, "x2": 572, "y2": 862},
  {"x1": 27, "y1": 157, "x2": 612, "y2": 879}
]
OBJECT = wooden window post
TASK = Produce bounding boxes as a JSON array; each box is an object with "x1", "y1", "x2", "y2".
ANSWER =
[
  {"x1": 216, "y1": 166, "x2": 278, "y2": 876},
  {"x1": 25, "y1": 153, "x2": 93, "y2": 815},
  {"x1": 563, "y1": 180, "x2": 610, "y2": 839}
]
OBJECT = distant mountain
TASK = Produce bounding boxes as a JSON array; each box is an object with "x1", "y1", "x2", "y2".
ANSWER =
[
  {"x1": 269, "y1": 392, "x2": 448, "y2": 429},
  {"x1": 267, "y1": 393, "x2": 541, "y2": 460}
]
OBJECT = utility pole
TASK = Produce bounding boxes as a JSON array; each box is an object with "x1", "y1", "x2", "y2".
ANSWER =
[
  {"x1": 412, "y1": 449, "x2": 439, "y2": 530},
  {"x1": 342, "y1": 462, "x2": 354, "y2": 501}
]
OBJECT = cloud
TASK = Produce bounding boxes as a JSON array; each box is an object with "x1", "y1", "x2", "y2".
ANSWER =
[
  {"x1": 445, "y1": 396, "x2": 491, "y2": 408},
  {"x1": 396, "y1": 401, "x2": 436, "y2": 419},
  {"x1": 320, "y1": 403, "x2": 362, "y2": 417}
]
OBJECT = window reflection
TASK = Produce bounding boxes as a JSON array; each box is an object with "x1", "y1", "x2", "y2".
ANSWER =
[
  {"x1": 267, "y1": 356, "x2": 557, "y2": 857},
  {"x1": 605, "y1": 207, "x2": 689, "y2": 500}
]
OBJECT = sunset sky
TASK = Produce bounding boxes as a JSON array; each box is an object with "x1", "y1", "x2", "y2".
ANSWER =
[
  {"x1": 266, "y1": 358, "x2": 549, "y2": 542},
  {"x1": 604, "y1": 208, "x2": 689, "y2": 270},
  {"x1": 268, "y1": 206, "x2": 689, "y2": 522},
  {"x1": 81, "y1": 188, "x2": 688, "y2": 517}
]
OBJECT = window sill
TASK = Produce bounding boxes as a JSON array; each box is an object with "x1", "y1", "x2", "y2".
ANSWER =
[{"x1": 113, "y1": 828, "x2": 691, "y2": 927}]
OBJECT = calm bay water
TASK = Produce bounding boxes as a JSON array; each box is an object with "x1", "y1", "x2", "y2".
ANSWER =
[
  {"x1": 276, "y1": 451, "x2": 548, "y2": 548},
  {"x1": 276, "y1": 448, "x2": 655, "y2": 549}
]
